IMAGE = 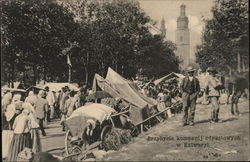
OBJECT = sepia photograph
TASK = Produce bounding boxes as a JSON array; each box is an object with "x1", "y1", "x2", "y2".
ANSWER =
[{"x1": 1, "y1": 0, "x2": 249, "y2": 161}]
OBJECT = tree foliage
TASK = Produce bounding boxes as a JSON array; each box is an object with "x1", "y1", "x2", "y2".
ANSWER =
[
  {"x1": 1, "y1": 0, "x2": 179, "y2": 87},
  {"x1": 195, "y1": 0, "x2": 248, "y2": 73},
  {"x1": 1, "y1": 0, "x2": 78, "y2": 86}
]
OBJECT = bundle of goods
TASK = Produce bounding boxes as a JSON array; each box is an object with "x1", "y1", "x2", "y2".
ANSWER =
[
  {"x1": 17, "y1": 148, "x2": 34, "y2": 162},
  {"x1": 102, "y1": 128, "x2": 132, "y2": 151}
]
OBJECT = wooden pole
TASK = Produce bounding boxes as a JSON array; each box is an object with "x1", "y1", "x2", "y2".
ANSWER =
[
  {"x1": 68, "y1": 65, "x2": 71, "y2": 83},
  {"x1": 237, "y1": 46, "x2": 241, "y2": 73}
]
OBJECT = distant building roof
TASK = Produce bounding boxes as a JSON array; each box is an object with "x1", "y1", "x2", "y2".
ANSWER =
[{"x1": 146, "y1": 23, "x2": 161, "y2": 35}]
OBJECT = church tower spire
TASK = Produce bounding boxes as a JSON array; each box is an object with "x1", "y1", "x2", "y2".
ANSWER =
[
  {"x1": 177, "y1": 4, "x2": 189, "y2": 29},
  {"x1": 160, "y1": 17, "x2": 167, "y2": 39},
  {"x1": 176, "y1": 4, "x2": 190, "y2": 70}
]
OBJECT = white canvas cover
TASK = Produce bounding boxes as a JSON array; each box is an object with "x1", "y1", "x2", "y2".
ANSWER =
[
  {"x1": 43, "y1": 83, "x2": 79, "y2": 92},
  {"x1": 67, "y1": 103, "x2": 115, "y2": 123},
  {"x1": 154, "y1": 72, "x2": 185, "y2": 85},
  {"x1": 105, "y1": 67, "x2": 156, "y2": 108},
  {"x1": 92, "y1": 68, "x2": 157, "y2": 109}
]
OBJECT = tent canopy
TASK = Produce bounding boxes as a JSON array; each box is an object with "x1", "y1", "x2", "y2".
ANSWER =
[
  {"x1": 26, "y1": 86, "x2": 45, "y2": 92},
  {"x1": 154, "y1": 72, "x2": 185, "y2": 85},
  {"x1": 2, "y1": 87, "x2": 26, "y2": 93},
  {"x1": 43, "y1": 83, "x2": 79, "y2": 92},
  {"x1": 92, "y1": 67, "x2": 156, "y2": 109}
]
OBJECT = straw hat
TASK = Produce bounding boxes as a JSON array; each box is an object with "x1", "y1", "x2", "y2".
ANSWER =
[
  {"x1": 186, "y1": 66, "x2": 195, "y2": 73},
  {"x1": 207, "y1": 67, "x2": 218, "y2": 73}
]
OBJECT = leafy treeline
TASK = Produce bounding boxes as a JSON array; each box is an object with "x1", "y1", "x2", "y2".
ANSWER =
[
  {"x1": 196, "y1": 0, "x2": 248, "y2": 74},
  {"x1": 1, "y1": 0, "x2": 179, "y2": 88}
]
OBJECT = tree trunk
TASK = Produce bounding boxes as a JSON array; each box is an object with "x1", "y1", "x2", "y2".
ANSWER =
[
  {"x1": 68, "y1": 65, "x2": 71, "y2": 83},
  {"x1": 43, "y1": 65, "x2": 46, "y2": 81},
  {"x1": 237, "y1": 47, "x2": 241, "y2": 73},
  {"x1": 11, "y1": 65, "x2": 14, "y2": 88},
  {"x1": 122, "y1": 65, "x2": 124, "y2": 76},
  {"x1": 242, "y1": 57, "x2": 245, "y2": 72},
  {"x1": 33, "y1": 65, "x2": 37, "y2": 85},
  {"x1": 85, "y1": 67, "x2": 88, "y2": 85}
]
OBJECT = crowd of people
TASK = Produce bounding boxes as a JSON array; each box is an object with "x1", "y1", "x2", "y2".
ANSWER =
[
  {"x1": 135, "y1": 66, "x2": 248, "y2": 126},
  {"x1": 1, "y1": 85, "x2": 91, "y2": 161},
  {"x1": 1, "y1": 66, "x2": 248, "y2": 161}
]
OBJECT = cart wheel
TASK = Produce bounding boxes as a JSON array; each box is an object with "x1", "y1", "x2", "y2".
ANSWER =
[
  {"x1": 65, "y1": 130, "x2": 84, "y2": 155},
  {"x1": 101, "y1": 125, "x2": 112, "y2": 141}
]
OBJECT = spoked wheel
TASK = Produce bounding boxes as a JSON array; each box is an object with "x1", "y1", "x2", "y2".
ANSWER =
[{"x1": 65, "y1": 130, "x2": 86, "y2": 155}]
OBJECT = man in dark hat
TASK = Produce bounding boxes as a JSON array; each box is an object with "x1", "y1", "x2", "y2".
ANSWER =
[
  {"x1": 44, "y1": 86, "x2": 56, "y2": 122},
  {"x1": 180, "y1": 66, "x2": 200, "y2": 126},
  {"x1": 205, "y1": 67, "x2": 223, "y2": 123},
  {"x1": 76, "y1": 86, "x2": 87, "y2": 107}
]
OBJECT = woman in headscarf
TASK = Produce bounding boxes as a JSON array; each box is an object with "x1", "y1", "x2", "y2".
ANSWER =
[
  {"x1": 25, "y1": 91, "x2": 38, "y2": 106},
  {"x1": 12, "y1": 94, "x2": 23, "y2": 113},
  {"x1": 2, "y1": 91, "x2": 13, "y2": 112},
  {"x1": 7, "y1": 108, "x2": 32, "y2": 161},
  {"x1": 22, "y1": 102, "x2": 42, "y2": 154},
  {"x1": 2, "y1": 102, "x2": 17, "y2": 160}
]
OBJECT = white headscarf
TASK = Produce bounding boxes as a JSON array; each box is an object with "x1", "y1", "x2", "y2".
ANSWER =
[
  {"x1": 22, "y1": 108, "x2": 30, "y2": 115},
  {"x1": 12, "y1": 94, "x2": 21, "y2": 103},
  {"x1": 22, "y1": 102, "x2": 35, "y2": 114},
  {"x1": 2, "y1": 92, "x2": 13, "y2": 108},
  {"x1": 28, "y1": 91, "x2": 34, "y2": 96},
  {"x1": 38, "y1": 90, "x2": 45, "y2": 97},
  {"x1": 5, "y1": 104, "x2": 16, "y2": 121}
]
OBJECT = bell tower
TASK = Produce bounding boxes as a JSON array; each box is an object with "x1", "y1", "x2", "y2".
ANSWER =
[
  {"x1": 160, "y1": 17, "x2": 167, "y2": 39},
  {"x1": 176, "y1": 4, "x2": 190, "y2": 70}
]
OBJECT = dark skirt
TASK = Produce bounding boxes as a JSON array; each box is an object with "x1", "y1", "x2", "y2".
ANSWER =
[
  {"x1": 30, "y1": 128, "x2": 42, "y2": 154},
  {"x1": 7, "y1": 132, "x2": 32, "y2": 161}
]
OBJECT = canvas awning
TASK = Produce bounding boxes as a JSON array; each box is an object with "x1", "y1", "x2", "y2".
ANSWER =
[
  {"x1": 92, "y1": 67, "x2": 157, "y2": 109},
  {"x1": 154, "y1": 72, "x2": 185, "y2": 85},
  {"x1": 43, "y1": 83, "x2": 79, "y2": 92},
  {"x1": 2, "y1": 87, "x2": 26, "y2": 93}
]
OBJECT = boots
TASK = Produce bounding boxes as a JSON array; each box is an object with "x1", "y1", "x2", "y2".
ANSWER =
[
  {"x1": 231, "y1": 104, "x2": 235, "y2": 115},
  {"x1": 210, "y1": 111, "x2": 215, "y2": 123},
  {"x1": 214, "y1": 112, "x2": 222, "y2": 123}
]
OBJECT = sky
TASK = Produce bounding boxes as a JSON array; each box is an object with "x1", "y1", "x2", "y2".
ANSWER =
[{"x1": 138, "y1": 0, "x2": 216, "y2": 60}]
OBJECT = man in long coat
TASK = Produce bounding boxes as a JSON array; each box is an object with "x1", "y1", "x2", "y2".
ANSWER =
[
  {"x1": 180, "y1": 66, "x2": 200, "y2": 126},
  {"x1": 34, "y1": 90, "x2": 48, "y2": 136}
]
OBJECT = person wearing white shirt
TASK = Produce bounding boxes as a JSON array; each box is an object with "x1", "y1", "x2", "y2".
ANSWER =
[{"x1": 45, "y1": 86, "x2": 56, "y2": 121}]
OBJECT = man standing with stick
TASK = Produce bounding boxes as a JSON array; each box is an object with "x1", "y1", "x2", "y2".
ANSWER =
[{"x1": 180, "y1": 66, "x2": 200, "y2": 126}]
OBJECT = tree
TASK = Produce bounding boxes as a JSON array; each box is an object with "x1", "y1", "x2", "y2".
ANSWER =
[
  {"x1": 196, "y1": 0, "x2": 248, "y2": 73},
  {"x1": 65, "y1": 0, "x2": 179, "y2": 82},
  {"x1": 1, "y1": 0, "x2": 78, "y2": 86},
  {"x1": 1, "y1": 0, "x2": 179, "y2": 87}
]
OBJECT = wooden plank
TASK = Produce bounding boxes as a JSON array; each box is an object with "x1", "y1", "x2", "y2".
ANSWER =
[
  {"x1": 45, "y1": 147, "x2": 65, "y2": 153},
  {"x1": 155, "y1": 116, "x2": 162, "y2": 122},
  {"x1": 144, "y1": 125, "x2": 150, "y2": 130},
  {"x1": 135, "y1": 103, "x2": 182, "y2": 126},
  {"x1": 140, "y1": 124, "x2": 143, "y2": 133},
  {"x1": 111, "y1": 110, "x2": 129, "y2": 117},
  {"x1": 62, "y1": 141, "x2": 102, "y2": 160}
]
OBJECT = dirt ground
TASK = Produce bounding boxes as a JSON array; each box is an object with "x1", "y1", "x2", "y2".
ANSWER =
[{"x1": 100, "y1": 100, "x2": 250, "y2": 161}]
